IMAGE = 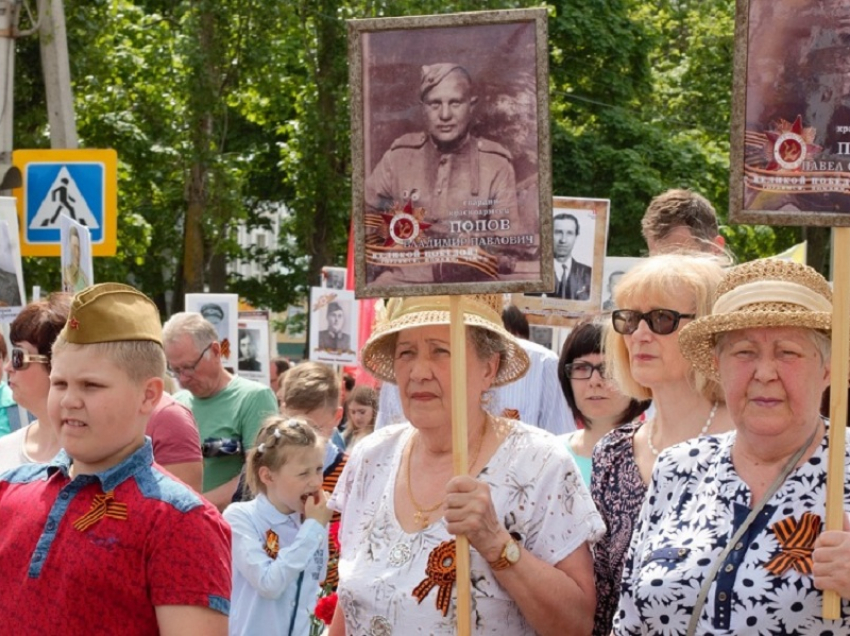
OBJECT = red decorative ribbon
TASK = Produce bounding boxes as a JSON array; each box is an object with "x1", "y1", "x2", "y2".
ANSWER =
[
  {"x1": 73, "y1": 490, "x2": 129, "y2": 532},
  {"x1": 264, "y1": 529, "x2": 280, "y2": 560},
  {"x1": 501, "y1": 408, "x2": 520, "y2": 420},
  {"x1": 412, "y1": 540, "x2": 457, "y2": 617},
  {"x1": 765, "y1": 512, "x2": 821, "y2": 576}
]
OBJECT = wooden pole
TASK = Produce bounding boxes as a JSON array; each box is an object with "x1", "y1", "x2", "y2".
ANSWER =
[
  {"x1": 824, "y1": 227, "x2": 850, "y2": 619},
  {"x1": 449, "y1": 295, "x2": 471, "y2": 635}
]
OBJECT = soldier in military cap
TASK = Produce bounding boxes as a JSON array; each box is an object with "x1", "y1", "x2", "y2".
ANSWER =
[
  {"x1": 0, "y1": 283, "x2": 231, "y2": 635},
  {"x1": 365, "y1": 63, "x2": 520, "y2": 284}
]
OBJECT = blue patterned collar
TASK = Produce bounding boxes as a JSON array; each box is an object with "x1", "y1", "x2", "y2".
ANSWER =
[{"x1": 46, "y1": 438, "x2": 154, "y2": 491}]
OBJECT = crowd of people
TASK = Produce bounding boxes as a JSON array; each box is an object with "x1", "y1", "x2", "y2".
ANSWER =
[{"x1": 1, "y1": 188, "x2": 850, "y2": 635}]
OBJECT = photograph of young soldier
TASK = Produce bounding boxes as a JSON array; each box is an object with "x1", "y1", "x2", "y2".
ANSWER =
[
  {"x1": 361, "y1": 21, "x2": 542, "y2": 286},
  {"x1": 237, "y1": 329, "x2": 261, "y2": 371},
  {"x1": 317, "y1": 301, "x2": 351, "y2": 353}
]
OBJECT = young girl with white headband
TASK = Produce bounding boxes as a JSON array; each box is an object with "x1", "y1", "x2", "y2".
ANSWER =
[{"x1": 224, "y1": 416, "x2": 332, "y2": 636}]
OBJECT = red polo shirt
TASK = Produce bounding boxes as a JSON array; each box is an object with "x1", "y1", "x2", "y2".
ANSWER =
[{"x1": 0, "y1": 441, "x2": 230, "y2": 635}]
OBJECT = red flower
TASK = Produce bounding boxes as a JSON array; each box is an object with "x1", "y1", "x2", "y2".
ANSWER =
[
  {"x1": 329, "y1": 521, "x2": 341, "y2": 553},
  {"x1": 314, "y1": 592, "x2": 338, "y2": 625}
]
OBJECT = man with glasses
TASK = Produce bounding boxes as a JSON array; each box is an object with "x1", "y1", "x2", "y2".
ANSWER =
[{"x1": 163, "y1": 312, "x2": 277, "y2": 511}]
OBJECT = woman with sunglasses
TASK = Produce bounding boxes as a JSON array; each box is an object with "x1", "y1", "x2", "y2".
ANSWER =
[
  {"x1": 557, "y1": 318, "x2": 649, "y2": 487},
  {"x1": 0, "y1": 293, "x2": 72, "y2": 472},
  {"x1": 591, "y1": 253, "x2": 732, "y2": 636}
]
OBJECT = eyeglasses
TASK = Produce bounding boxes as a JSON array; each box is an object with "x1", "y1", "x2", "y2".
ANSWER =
[
  {"x1": 167, "y1": 343, "x2": 213, "y2": 377},
  {"x1": 564, "y1": 362, "x2": 606, "y2": 380},
  {"x1": 611, "y1": 309, "x2": 696, "y2": 336},
  {"x1": 10, "y1": 347, "x2": 50, "y2": 371}
]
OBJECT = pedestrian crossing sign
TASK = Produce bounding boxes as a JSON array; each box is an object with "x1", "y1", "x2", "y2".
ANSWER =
[{"x1": 12, "y1": 149, "x2": 118, "y2": 256}]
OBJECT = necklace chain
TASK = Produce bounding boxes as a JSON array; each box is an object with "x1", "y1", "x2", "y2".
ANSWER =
[
  {"x1": 406, "y1": 416, "x2": 489, "y2": 527},
  {"x1": 647, "y1": 402, "x2": 718, "y2": 457}
]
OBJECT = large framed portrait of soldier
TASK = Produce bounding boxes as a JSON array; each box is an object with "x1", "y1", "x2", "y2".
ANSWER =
[
  {"x1": 730, "y1": 0, "x2": 850, "y2": 225},
  {"x1": 349, "y1": 8, "x2": 553, "y2": 298}
]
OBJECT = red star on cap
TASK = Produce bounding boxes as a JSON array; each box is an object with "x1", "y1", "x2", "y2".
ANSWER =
[{"x1": 68, "y1": 317, "x2": 80, "y2": 330}]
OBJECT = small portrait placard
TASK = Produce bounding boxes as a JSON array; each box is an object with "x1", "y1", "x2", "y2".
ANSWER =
[{"x1": 309, "y1": 288, "x2": 358, "y2": 366}]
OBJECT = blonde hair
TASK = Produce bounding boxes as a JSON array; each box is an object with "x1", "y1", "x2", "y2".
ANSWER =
[
  {"x1": 52, "y1": 338, "x2": 166, "y2": 383},
  {"x1": 246, "y1": 415, "x2": 322, "y2": 497},
  {"x1": 281, "y1": 362, "x2": 339, "y2": 412},
  {"x1": 604, "y1": 253, "x2": 727, "y2": 402}
]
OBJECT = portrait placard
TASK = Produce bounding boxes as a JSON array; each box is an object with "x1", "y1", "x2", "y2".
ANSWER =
[
  {"x1": 59, "y1": 214, "x2": 94, "y2": 294},
  {"x1": 237, "y1": 318, "x2": 270, "y2": 384},
  {"x1": 349, "y1": 8, "x2": 552, "y2": 298},
  {"x1": 601, "y1": 256, "x2": 645, "y2": 312},
  {"x1": 309, "y1": 287, "x2": 358, "y2": 366},
  {"x1": 730, "y1": 0, "x2": 850, "y2": 225},
  {"x1": 0, "y1": 197, "x2": 25, "y2": 321},
  {"x1": 185, "y1": 293, "x2": 239, "y2": 368},
  {"x1": 511, "y1": 197, "x2": 609, "y2": 324},
  {"x1": 321, "y1": 266, "x2": 347, "y2": 290}
]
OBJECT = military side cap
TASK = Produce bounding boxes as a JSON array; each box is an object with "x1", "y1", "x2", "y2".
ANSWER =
[
  {"x1": 61, "y1": 283, "x2": 162, "y2": 345},
  {"x1": 420, "y1": 63, "x2": 464, "y2": 99}
]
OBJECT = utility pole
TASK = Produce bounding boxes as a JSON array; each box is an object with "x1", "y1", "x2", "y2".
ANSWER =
[
  {"x1": 0, "y1": 0, "x2": 21, "y2": 189},
  {"x1": 37, "y1": 0, "x2": 77, "y2": 148}
]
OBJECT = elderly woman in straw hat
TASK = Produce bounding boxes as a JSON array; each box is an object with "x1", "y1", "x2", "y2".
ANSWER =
[
  {"x1": 327, "y1": 295, "x2": 603, "y2": 636},
  {"x1": 614, "y1": 259, "x2": 850, "y2": 635},
  {"x1": 592, "y1": 253, "x2": 733, "y2": 636}
]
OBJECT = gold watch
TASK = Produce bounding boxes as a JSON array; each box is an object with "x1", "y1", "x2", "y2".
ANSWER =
[{"x1": 488, "y1": 536, "x2": 521, "y2": 571}]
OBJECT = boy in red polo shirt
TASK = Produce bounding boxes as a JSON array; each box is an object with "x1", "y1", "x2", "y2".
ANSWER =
[{"x1": 0, "y1": 283, "x2": 231, "y2": 635}]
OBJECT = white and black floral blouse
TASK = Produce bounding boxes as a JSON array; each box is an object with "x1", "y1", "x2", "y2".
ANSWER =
[{"x1": 614, "y1": 421, "x2": 850, "y2": 635}]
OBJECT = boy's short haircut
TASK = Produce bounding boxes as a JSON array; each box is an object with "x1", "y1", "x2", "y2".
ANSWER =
[
  {"x1": 641, "y1": 189, "x2": 719, "y2": 245},
  {"x1": 53, "y1": 339, "x2": 166, "y2": 383},
  {"x1": 52, "y1": 283, "x2": 165, "y2": 383},
  {"x1": 281, "y1": 361, "x2": 339, "y2": 412}
]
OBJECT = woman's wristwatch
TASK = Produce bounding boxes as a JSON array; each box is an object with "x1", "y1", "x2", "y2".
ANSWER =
[{"x1": 488, "y1": 536, "x2": 521, "y2": 570}]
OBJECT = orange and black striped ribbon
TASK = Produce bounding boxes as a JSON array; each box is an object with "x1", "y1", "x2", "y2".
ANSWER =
[
  {"x1": 412, "y1": 539, "x2": 457, "y2": 617},
  {"x1": 73, "y1": 491, "x2": 129, "y2": 532},
  {"x1": 264, "y1": 529, "x2": 280, "y2": 560},
  {"x1": 765, "y1": 512, "x2": 822, "y2": 576}
]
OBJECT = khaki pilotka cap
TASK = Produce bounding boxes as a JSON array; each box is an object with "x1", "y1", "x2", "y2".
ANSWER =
[
  {"x1": 59, "y1": 283, "x2": 163, "y2": 345},
  {"x1": 420, "y1": 63, "x2": 465, "y2": 99}
]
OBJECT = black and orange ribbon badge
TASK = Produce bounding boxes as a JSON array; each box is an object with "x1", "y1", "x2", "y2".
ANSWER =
[
  {"x1": 412, "y1": 539, "x2": 457, "y2": 617},
  {"x1": 264, "y1": 529, "x2": 280, "y2": 560},
  {"x1": 765, "y1": 511, "x2": 822, "y2": 576},
  {"x1": 73, "y1": 490, "x2": 129, "y2": 532}
]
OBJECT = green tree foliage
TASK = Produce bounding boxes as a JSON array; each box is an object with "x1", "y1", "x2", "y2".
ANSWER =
[{"x1": 12, "y1": 0, "x2": 809, "y2": 316}]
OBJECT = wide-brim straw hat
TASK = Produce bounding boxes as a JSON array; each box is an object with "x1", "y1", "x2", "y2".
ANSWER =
[
  {"x1": 361, "y1": 295, "x2": 529, "y2": 387},
  {"x1": 679, "y1": 259, "x2": 832, "y2": 381}
]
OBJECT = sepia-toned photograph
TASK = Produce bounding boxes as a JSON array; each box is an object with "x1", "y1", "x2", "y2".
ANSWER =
[
  {"x1": 730, "y1": 0, "x2": 850, "y2": 225},
  {"x1": 350, "y1": 8, "x2": 552, "y2": 297},
  {"x1": 60, "y1": 215, "x2": 94, "y2": 294}
]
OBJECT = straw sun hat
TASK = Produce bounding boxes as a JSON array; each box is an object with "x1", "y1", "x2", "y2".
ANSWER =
[
  {"x1": 679, "y1": 259, "x2": 832, "y2": 381},
  {"x1": 361, "y1": 295, "x2": 530, "y2": 387}
]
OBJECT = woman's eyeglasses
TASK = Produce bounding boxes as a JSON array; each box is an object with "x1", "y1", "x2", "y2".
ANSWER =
[
  {"x1": 611, "y1": 309, "x2": 696, "y2": 336},
  {"x1": 10, "y1": 347, "x2": 50, "y2": 371},
  {"x1": 564, "y1": 362, "x2": 606, "y2": 380}
]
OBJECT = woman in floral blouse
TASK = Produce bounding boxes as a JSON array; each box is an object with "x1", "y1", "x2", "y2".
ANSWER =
[
  {"x1": 592, "y1": 253, "x2": 733, "y2": 635},
  {"x1": 614, "y1": 258, "x2": 850, "y2": 634},
  {"x1": 328, "y1": 295, "x2": 603, "y2": 635}
]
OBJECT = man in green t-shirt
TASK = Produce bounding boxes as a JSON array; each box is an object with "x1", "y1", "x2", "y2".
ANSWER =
[{"x1": 163, "y1": 312, "x2": 278, "y2": 510}]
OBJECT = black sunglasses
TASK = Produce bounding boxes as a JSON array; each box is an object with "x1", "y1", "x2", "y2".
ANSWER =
[
  {"x1": 564, "y1": 362, "x2": 606, "y2": 380},
  {"x1": 10, "y1": 347, "x2": 50, "y2": 371},
  {"x1": 611, "y1": 309, "x2": 696, "y2": 336}
]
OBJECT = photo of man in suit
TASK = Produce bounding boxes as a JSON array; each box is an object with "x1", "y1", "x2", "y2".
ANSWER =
[{"x1": 552, "y1": 213, "x2": 592, "y2": 300}]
